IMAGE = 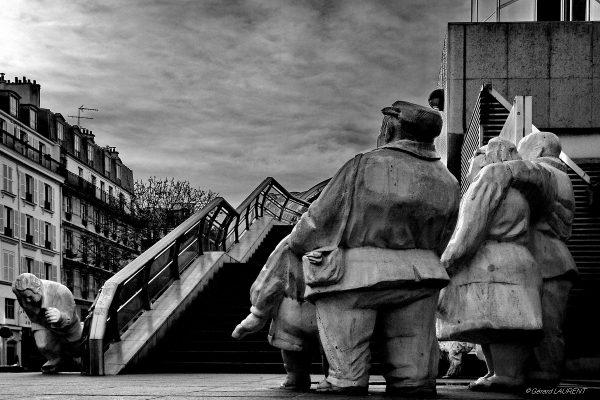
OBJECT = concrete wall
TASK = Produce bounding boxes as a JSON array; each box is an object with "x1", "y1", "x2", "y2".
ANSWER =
[{"x1": 446, "y1": 22, "x2": 600, "y2": 151}]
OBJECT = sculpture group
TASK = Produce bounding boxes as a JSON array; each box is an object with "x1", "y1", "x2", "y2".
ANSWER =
[{"x1": 233, "y1": 101, "x2": 576, "y2": 396}]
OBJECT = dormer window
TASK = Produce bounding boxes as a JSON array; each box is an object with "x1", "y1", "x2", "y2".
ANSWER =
[
  {"x1": 74, "y1": 135, "x2": 81, "y2": 157},
  {"x1": 9, "y1": 96, "x2": 18, "y2": 117},
  {"x1": 29, "y1": 108, "x2": 37, "y2": 130},
  {"x1": 116, "y1": 163, "x2": 121, "y2": 180},
  {"x1": 87, "y1": 144, "x2": 94, "y2": 165},
  {"x1": 57, "y1": 122, "x2": 64, "y2": 141}
]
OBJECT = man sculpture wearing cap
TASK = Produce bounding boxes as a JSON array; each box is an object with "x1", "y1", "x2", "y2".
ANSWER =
[
  {"x1": 12, "y1": 273, "x2": 82, "y2": 373},
  {"x1": 282, "y1": 101, "x2": 460, "y2": 395}
]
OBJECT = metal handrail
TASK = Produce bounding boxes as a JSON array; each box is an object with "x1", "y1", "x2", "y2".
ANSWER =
[{"x1": 82, "y1": 177, "x2": 310, "y2": 375}]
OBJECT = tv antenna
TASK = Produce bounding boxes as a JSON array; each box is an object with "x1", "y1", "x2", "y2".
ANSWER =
[{"x1": 68, "y1": 105, "x2": 99, "y2": 126}]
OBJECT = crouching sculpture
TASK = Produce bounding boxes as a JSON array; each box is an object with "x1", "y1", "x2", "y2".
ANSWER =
[{"x1": 13, "y1": 273, "x2": 82, "y2": 374}]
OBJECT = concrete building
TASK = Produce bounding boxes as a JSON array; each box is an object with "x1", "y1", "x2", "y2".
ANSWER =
[
  {"x1": 437, "y1": 0, "x2": 600, "y2": 377},
  {"x1": 0, "y1": 75, "x2": 63, "y2": 367}
]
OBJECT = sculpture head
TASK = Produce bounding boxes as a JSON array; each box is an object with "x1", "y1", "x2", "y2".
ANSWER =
[
  {"x1": 377, "y1": 101, "x2": 442, "y2": 147},
  {"x1": 12, "y1": 273, "x2": 43, "y2": 308},
  {"x1": 517, "y1": 131, "x2": 561, "y2": 161},
  {"x1": 467, "y1": 137, "x2": 521, "y2": 182}
]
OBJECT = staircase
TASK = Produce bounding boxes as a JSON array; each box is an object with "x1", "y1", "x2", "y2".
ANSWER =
[{"x1": 129, "y1": 225, "x2": 308, "y2": 373}]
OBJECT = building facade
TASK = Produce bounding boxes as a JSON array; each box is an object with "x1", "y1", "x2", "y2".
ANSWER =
[
  {"x1": 0, "y1": 74, "x2": 140, "y2": 369},
  {"x1": 0, "y1": 75, "x2": 62, "y2": 367}
]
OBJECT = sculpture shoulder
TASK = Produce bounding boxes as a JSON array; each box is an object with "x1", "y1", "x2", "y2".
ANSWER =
[{"x1": 41, "y1": 280, "x2": 75, "y2": 301}]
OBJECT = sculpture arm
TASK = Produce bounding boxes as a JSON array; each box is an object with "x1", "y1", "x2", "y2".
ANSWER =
[
  {"x1": 47, "y1": 285, "x2": 77, "y2": 329},
  {"x1": 288, "y1": 156, "x2": 358, "y2": 255},
  {"x1": 441, "y1": 163, "x2": 510, "y2": 272},
  {"x1": 504, "y1": 159, "x2": 557, "y2": 214}
]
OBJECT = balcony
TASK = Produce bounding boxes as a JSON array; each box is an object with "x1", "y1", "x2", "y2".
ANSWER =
[{"x1": 0, "y1": 130, "x2": 63, "y2": 174}]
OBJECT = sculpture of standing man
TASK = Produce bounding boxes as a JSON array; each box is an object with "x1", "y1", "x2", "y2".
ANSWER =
[
  {"x1": 12, "y1": 273, "x2": 82, "y2": 374},
  {"x1": 282, "y1": 101, "x2": 459, "y2": 396}
]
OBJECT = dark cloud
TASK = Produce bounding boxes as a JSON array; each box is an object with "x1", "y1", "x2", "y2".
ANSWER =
[{"x1": 3, "y1": 0, "x2": 468, "y2": 205}]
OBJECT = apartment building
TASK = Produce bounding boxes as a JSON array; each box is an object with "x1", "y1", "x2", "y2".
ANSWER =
[
  {"x1": 0, "y1": 75, "x2": 62, "y2": 367},
  {"x1": 60, "y1": 124, "x2": 139, "y2": 320},
  {"x1": 0, "y1": 74, "x2": 140, "y2": 369}
]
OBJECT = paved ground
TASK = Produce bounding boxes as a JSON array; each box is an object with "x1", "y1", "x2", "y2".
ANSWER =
[{"x1": 0, "y1": 373, "x2": 598, "y2": 400}]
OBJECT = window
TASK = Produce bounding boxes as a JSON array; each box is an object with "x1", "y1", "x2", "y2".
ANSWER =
[
  {"x1": 43, "y1": 184, "x2": 53, "y2": 210},
  {"x1": 9, "y1": 96, "x2": 17, "y2": 116},
  {"x1": 65, "y1": 230, "x2": 73, "y2": 250},
  {"x1": 43, "y1": 222, "x2": 54, "y2": 249},
  {"x1": 23, "y1": 214, "x2": 36, "y2": 244},
  {"x1": 20, "y1": 131, "x2": 28, "y2": 143},
  {"x1": 74, "y1": 135, "x2": 81, "y2": 157},
  {"x1": 63, "y1": 268, "x2": 73, "y2": 292},
  {"x1": 2, "y1": 251, "x2": 15, "y2": 283},
  {"x1": 47, "y1": 263, "x2": 57, "y2": 281},
  {"x1": 80, "y1": 272, "x2": 89, "y2": 299},
  {"x1": 109, "y1": 186, "x2": 113, "y2": 198},
  {"x1": 65, "y1": 196, "x2": 72, "y2": 213},
  {"x1": 81, "y1": 202, "x2": 88, "y2": 225},
  {"x1": 2, "y1": 206, "x2": 15, "y2": 237},
  {"x1": 78, "y1": 167, "x2": 83, "y2": 178},
  {"x1": 38, "y1": 142, "x2": 46, "y2": 155},
  {"x1": 87, "y1": 144, "x2": 94, "y2": 165},
  {"x1": 91, "y1": 175, "x2": 96, "y2": 187},
  {"x1": 2, "y1": 164, "x2": 13, "y2": 193},
  {"x1": 21, "y1": 257, "x2": 34, "y2": 274},
  {"x1": 2, "y1": 301, "x2": 15, "y2": 330},
  {"x1": 23, "y1": 174, "x2": 36, "y2": 203},
  {"x1": 57, "y1": 122, "x2": 64, "y2": 141},
  {"x1": 116, "y1": 163, "x2": 121, "y2": 180},
  {"x1": 104, "y1": 155, "x2": 110, "y2": 175},
  {"x1": 29, "y1": 108, "x2": 37, "y2": 130},
  {"x1": 5, "y1": 298, "x2": 15, "y2": 319}
]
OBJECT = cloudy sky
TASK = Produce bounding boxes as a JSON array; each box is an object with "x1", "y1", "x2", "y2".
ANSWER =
[{"x1": 3, "y1": 0, "x2": 468, "y2": 206}]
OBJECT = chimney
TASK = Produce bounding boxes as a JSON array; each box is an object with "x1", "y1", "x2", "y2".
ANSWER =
[{"x1": 0, "y1": 73, "x2": 4, "y2": 83}]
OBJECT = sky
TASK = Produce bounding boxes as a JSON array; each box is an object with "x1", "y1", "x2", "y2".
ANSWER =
[{"x1": 2, "y1": 0, "x2": 469, "y2": 206}]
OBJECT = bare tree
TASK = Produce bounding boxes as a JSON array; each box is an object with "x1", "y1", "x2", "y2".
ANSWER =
[{"x1": 134, "y1": 177, "x2": 218, "y2": 249}]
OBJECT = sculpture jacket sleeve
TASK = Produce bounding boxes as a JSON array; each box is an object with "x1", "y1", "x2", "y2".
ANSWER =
[
  {"x1": 248, "y1": 235, "x2": 305, "y2": 317},
  {"x1": 441, "y1": 163, "x2": 511, "y2": 269},
  {"x1": 505, "y1": 159, "x2": 557, "y2": 215},
  {"x1": 48, "y1": 285, "x2": 77, "y2": 329},
  {"x1": 287, "y1": 156, "x2": 358, "y2": 256}
]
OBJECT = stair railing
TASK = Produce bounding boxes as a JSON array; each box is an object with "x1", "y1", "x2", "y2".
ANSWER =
[{"x1": 82, "y1": 177, "x2": 310, "y2": 375}]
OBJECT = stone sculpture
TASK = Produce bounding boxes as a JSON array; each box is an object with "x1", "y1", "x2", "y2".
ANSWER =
[
  {"x1": 438, "y1": 340, "x2": 478, "y2": 378},
  {"x1": 284, "y1": 101, "x2": 459, "y2": 396},
  {"x1": 437, "y1": 137, "x2": 545, "y2": 392},
  {"x1": 12, "y1": 273, "x2": 82, "y2": 374},
  {"x1": 466, "y1": 131, "x2": 577, "y2": 386},
  {"x1": 232, "y1": 235, "x2": 319, "y2": 391}
]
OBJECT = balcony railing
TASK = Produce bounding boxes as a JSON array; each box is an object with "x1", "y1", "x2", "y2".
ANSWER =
[
  {"x1": 82, "y1": 177, "x2": 310, "y2": 375},
  {"x1": 64, "y1": 171, "x2": 132, "y2": 217},
  {"x1": 0, "y1": 129, "x2": 63, "y2": 174}
]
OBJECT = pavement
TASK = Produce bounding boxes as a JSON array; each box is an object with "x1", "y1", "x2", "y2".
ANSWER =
[{"x1": 0, "y1": 373, "x2": 599, "y2": 400}]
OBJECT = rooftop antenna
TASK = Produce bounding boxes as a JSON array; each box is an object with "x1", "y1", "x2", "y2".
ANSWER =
[{"x1": 68, "y1": 105, "x2": 99, "y2": 127}]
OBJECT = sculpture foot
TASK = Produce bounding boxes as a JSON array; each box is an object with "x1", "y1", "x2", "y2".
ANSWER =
[
  {"x1": 41, "y1": 359, "x2": 62, "y2": 374},
  {"x1": 468, "y1": 375, "x2": 524, "y2": 392},
  {"x1": 279, "y1": 374, "x2": 311, "y2": 391},
  {"x1": 316, "y1": 379, "x2": 368, "y2": 396}
]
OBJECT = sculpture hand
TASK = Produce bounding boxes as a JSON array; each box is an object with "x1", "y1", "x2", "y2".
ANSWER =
[
  {"x1": 231, "y1": 313, "x2": 267, "y2": 339},
  {"x1": 305, "y1": 251, "x2": 322, "y2": 265},
  {"x1": 45, "y1": 307, "x2": 61, "y2": 324}
]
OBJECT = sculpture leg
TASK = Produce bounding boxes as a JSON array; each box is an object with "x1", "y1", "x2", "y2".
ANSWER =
[
  {"x1": 381, "y1": 291, "x2": 439, "y2": 397},
  {"x1": 528, "y1": 278, "x2": 572, "y2": 385},
  {"x1": 469, "y1": 344, "x2": 494, "y2": 388},
  {"x1": 280, "y1": 349, "x2": 312, "y2": 390},
  {"x1": 470, "y1": 342, "x2": 529, "y2": 392},
  {"x1": 314, "y1": 292, "x2": 374, "y2": 393},
  {"x1": 34, "y1": 329, "x2": 63, "y2": 374}
]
